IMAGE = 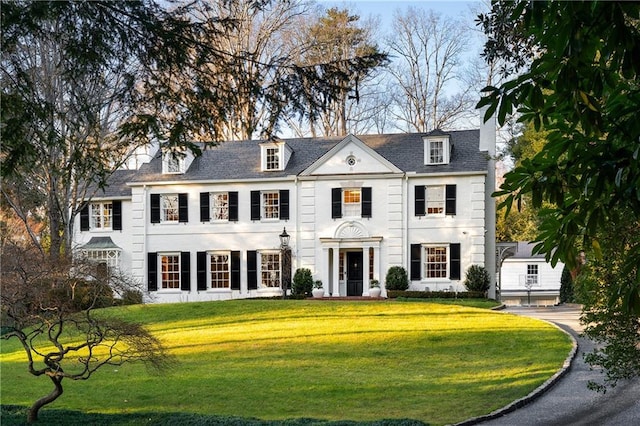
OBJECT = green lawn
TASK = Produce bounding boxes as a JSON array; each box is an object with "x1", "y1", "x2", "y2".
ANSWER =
[{"x1": 0, "y1": 300, "x2": 572, "y2": 425}]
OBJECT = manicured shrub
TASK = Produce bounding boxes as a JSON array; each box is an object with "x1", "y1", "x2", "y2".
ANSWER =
[
  {"x1": 463, "y1": 265, "x2": 490, "y2": 293},
  {"x1": 292, "y1": 268, "x2": 313, "y2": 297},
  {"x1": 559, "y1": 265, "x2": 575, "y2": 303},
  {"x1": 385, "y1": 266, "x2": 409, "y2": 291},
  {"x1": 387, "y1": 290, "x2": 486, "y2": 299}
]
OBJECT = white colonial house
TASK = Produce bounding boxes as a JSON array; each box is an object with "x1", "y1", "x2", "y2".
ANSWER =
[
  {"x1": 73, "y1": 121, "x2": 497, "y2": 303},
  {"x1": 500, "y1": 241, "x2": 564, "y2": 306}
]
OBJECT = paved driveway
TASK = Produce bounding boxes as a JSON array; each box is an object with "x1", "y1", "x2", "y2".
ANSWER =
[{"x1": 466, "y1": 305, "x2": 640, "y2": 426}]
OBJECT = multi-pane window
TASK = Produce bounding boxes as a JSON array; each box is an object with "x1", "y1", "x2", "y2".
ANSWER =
[
  {"x1": 262, "y1": 191, "x2": 280, "y2": 219},
  {"x1": 425, "y1": 186, "x2": 445, "y2": 214},
  {"x1": 84, "y1": 249, "x2": 120, "y2": 270},
  {"x1": 339, "y1": 252, "x2": 345, "y2": 281},
  {"x1": 260, "y1": 252, "x2": 281, "y2": 288},
  {"x1": 164, "y1": 153, "x2": 184, "y2": 174},
  {"x1": 526, "y1": 264, "x2": 539, "y2": 286},
  {"x1": 343, "y1": 189, "x2": 361, "y2": 217},
  {"x1": 424, "y1": 246, "x2": 448, "y2": 278},
  {"x1": 210, "y1": 253, "x2": 230, "y2": 289},
  {"x1": 162, "y1": 195, "x2": 179, "y2": 222},
  {"x1": 429, "y1": 140, "x2": 444, "y2": 164},
  {"x1": 266, "y1": 148, "x2": 279, "y2": 170},
  {"x1": 91, "y1": 202, "x2": 113, "y2": 229},
  {"x1": 210, "y1": 192, "x2": 229, "y2": 221},
  {"x1": 161, "y1": 254, "x2": 180, "y2": 289}
]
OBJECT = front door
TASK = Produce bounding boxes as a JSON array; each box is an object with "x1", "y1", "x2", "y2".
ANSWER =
[{"x1": 346, "y1": 251, "x2": 363, "y2": 296}]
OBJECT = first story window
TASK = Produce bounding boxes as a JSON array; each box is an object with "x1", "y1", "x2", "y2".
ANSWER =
[
  {"x1": 161, "y1": 254, "x2": 181, "y2": 289},
  {"x1": 83, "y1": 249, "x2": 120, "y2": 274},
  {"x1": 260, "y1": 252, "x2": 281, "y2": 288},
  {"x1": 526, "y1": 264, "x2": 539, "y2": 286},
  {"x1": 210, "y1": 252, "x2": 230, "y2": 289},
  {"x1": 90, "y1": 202, "x2": 113, "y2": 229},
  {"x1": 424, "y1": 246, "x2": 448, "y2": 278},
  {"x1": 410, "y1": 243, "x2": 461, "y2": 281}
]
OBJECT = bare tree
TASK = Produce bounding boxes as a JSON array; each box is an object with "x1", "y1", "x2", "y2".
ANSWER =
[
  {"x1": 385, "y1": 7, "x2": 475, "y2": 132},
  {"x1": 1, "y1": 234, "x2": 170, "y2": 423}
]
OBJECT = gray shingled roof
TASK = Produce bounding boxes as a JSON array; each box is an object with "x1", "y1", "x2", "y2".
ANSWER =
[
  {"x1": 89, "y1": 169, "x2": 138, "y2": 198},
  {"x1": 128, "y1": 130, "x2": 487, "y2": 185}
]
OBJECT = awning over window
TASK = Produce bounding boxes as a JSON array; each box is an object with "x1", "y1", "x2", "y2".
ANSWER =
[{"x1": 81, "y1": 237, "x2": 122, "y2": 251}]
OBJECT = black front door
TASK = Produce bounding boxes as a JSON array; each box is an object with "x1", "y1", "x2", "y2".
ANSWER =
[{"x1": 346, "y1": 251, "x2": 363, "y2": 296}]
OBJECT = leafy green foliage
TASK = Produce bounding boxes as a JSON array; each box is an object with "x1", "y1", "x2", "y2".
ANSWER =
[
  {"x1": 385, "y1": 266, "x2": 409, "y2": 291},
  {"x1": 559, "y1": 265, "x2": 575, "y2": 304},
  {"x1": 463, "y1": 265, "x2": 491, "y2": 293},
  {"x1": 574, "y1": 217, "x2": 640, "y2": 390},
  {"x1": 478, "y1": 1, "x2": 640, "y2": 312},
  {"x1": 292, "y1": 268, "x2": 313, "y2": 297}
]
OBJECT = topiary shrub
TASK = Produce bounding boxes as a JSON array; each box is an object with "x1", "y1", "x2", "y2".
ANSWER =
[
  {"x1": 385, "y1": 266, "x2": 409, "y2": 291},
  {"x1": 463, "y1": 265, "x2": 490, "y2": 293},
  {"x1": 559, "y1": 264, "x2": 575, "y2": 303},
  {"x1": 292, "y1": 268, "x2": 313, "y2": 297}
]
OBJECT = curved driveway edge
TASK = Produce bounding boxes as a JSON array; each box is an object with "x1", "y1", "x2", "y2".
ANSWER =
[{"x1": 452, "y1": 310, "x2": 579, "y2": 426}]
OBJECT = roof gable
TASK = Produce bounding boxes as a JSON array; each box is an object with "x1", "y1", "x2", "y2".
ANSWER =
[{"x1": 300, "y1": 134, "x2": 402, "y2": 176}]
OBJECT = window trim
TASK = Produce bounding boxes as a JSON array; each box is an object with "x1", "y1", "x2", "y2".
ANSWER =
[
  {"x1": 162, "y1": 152, "x2": 185, "y2": 174},
  {"x1": 159, "y1": 252, "x2": 181, "y2": 290},
  {"x1": 161, "y1": 194, "x2": 180, "y2": 223},
  {"x1": 342, "y1": 188, "x2": 362, "y2": 218},
  {"x1": 423, "y1": 245, "x2": 449, "y2": 279},
  {"x1": 261, "y1": 190, "x2": 280, "y2": 220},
  {"x1": 90, "y1": 201, "x2": 114, "y2": 230},
  {"x1": 209, "y1": 251, "x2": 231, "y2": 290},
  {"x1": 424, "y1": 137, "x2": 450, "y2": 165},
  {"x1": 210, "y1": 192, "x2": 230, "y2": 222},
  {"x1": 259, "y1": 250, "x2": 281, "y2": 289},
  {"x1": 425, "y1": 185, "x2": 445, "y2": 216}
]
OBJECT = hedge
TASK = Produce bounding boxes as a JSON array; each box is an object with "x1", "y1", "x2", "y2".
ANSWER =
[{"x1": 387, "y1": 290, "x2": 486, "y2": 299}]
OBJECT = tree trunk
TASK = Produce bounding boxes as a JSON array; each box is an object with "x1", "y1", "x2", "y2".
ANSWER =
[{"x1": 28, "y1": 375, "x2": 63, "y2": 423}]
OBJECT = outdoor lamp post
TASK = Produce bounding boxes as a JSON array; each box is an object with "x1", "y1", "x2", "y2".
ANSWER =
[{"x1": 279, "y1": 228, "x2": 291, "y2": 299}]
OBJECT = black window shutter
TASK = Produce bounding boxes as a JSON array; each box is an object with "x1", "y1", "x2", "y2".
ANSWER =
[
  {"x1": 150, "y1": 194, "x2": 161, "y2": 223},
  {"x1": 231, "y1": 251, "x2": 241, "y2": 290},
  {"x1": 361, "y1": 187, "x2": 372, "y2": 218},
  {"x1": 181, "y1": 252, "x2": 191, "y2": 291},
  {"x1": 147, "y1": 252, "x2": 157, "y2": 291},
  {"x1": 200, "y1": 192, "x2": 210, "y2": 222},
  {"x1": 410, "y1": 244, "x2": 422, "y2": 281},
  {"x1": 80, "y1": 204, "x2": 90, "y2": 231},
  {"x1": 197, "y1": 251, "x2": 207, "y2": 291},
  {"x1": 280, "y1": 190, "x2": 289, "y2": 220},
  {"x1": 450, "y1": 243, "x2": 461, "y2": 280},
  {"x1": 229, "y1": 192, "x2": 239, "y2": 222},
  {"x1": 247, "y1": 251, "x2": 258, "y2": 290},
  {"x1": 445, "y1": 185, "x2": 457, "y2": 216},
  {"x1": 112, "y1": 200, "x2": 122, "y2": 230},
  {"x1": 250, "y1": 191, "x2": 260, "y2": 221},
  {"x1": 415, "y1": 186, "x2": 425, "y2": 217},
  {"x1": 178, "y1": 193, "x2": 188, "y2": 223},
  {"x1": 331, "y1": 188, "x2": 342, "y2": 219}
]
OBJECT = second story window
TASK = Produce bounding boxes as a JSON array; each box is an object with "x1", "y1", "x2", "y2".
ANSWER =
[
  {"x1": 426, "y1": 186, "x2": 445, "y2": 215},
  {"x1": 266, "y1": 148, "x2": 279, "y2": 170},
  {"x1": 91, "y1": 202, "x2": 113, "y2": 229},
  {"x1": 343, "y1": 189, "x2": 361, "y2": 217},
  {"x1": 210, "y1": 192, "x2": 229, "y2": 221},
  {"x1": 162, "y1": 194, "x2": 179, "y2": 222},
  {"x1": 262, "y1": 191, "x2": 280, "y2": 219}
]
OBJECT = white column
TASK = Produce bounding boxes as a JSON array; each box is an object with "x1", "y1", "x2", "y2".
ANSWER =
[
  {"x1": 332, "y1": 246, "x2": 340, "y2": 297},
  {"x1": 322, "y1": 246, "x2": 330, "y2": 296},
  {"x1": 363, "y1": 245, "x2": 370, "y2": 296}
]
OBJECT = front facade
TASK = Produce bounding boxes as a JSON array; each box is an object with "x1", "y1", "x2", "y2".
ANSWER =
[{"x1": 74, "y1": 128, "x2": 495, "y2": 303}]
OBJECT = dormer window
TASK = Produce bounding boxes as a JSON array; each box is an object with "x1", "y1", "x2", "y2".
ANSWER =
[
  {"x1": 424, "y1": 136, "x2": 450, "y2": 165},
  {"x1": 163, "y1": 151, "x2": 185, "y2": 174},
  {"x1": 260, "y1": 141, "x2": 293, "y2": 172},
  {"x1": 266, "y1": 147, "x2": 279, "y2": 170}
]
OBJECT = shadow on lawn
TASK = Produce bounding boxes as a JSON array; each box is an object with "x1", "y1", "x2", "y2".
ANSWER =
[{"x1": 1, "y1": 405, "x2": 429, "y2": 426}]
